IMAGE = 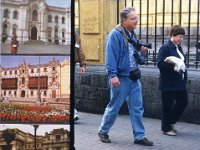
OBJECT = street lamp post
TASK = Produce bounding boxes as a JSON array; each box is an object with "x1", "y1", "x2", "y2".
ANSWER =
[
  {"x1": 33, "y1": 124, "x2": 39, "y2": 150},
  {"x1": 37, "y1": 56, "x2": 41, "y2": 104}
]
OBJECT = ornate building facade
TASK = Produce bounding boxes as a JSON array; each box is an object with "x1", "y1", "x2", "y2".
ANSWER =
[
  {"x1": 0, "y1": 57, "x2": 70, "y2": 102},
  {"x1": 0, "y1": 128, "x2": 70, "y2": 150},
  {"x1": 1, "y1": 0, "x2": 71, "y2": 45},
  {"x1": 60, "y1": 59, "x2": 70, "y2": 99}
]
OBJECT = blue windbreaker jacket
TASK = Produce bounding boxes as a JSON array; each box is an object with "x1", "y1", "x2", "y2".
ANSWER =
[{"x1": 105, "y1": 24, "x2": 131, "y2": 78}]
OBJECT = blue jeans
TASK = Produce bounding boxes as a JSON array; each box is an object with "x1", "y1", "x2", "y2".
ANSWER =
[{"x1": 99, "y1": 76, "x2": 145, "y2": 141}]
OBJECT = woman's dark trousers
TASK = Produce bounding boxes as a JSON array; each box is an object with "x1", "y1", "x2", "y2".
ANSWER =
[{"x1": 161, "y1": 91, "x2": 188, "y2": 132}]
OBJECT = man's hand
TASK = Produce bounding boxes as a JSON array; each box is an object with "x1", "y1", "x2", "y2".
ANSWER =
[
  {"x1": 140, "y1": 46, "x2": 148, "y2": 56},
  {"x1": 80, "y1": 67, "x2": 86, "y2": 76},
  {"x1": 111, "y1": 76, "x2": 120, "y2": 87}
]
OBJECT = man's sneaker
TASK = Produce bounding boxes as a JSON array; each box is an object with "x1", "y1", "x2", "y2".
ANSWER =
[
  {"x1": 163, "y1": 130, "x2": 176, "y2": 136},
  {"x1": 134, "y1": 138, "x2": 153, "y2": 146},
  {"x1": 98, "y1": 132, "x2": 111, "y2": 143}
]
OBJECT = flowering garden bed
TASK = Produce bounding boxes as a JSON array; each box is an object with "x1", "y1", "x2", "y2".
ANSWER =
[{"x1": 0, "y1": 103, "x2": 70, "y2": 123}]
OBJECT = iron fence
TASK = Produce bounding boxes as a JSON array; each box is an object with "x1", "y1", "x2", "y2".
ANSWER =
[{"x1": 116, "y1": 0, "x2": 200, "y2": 69}]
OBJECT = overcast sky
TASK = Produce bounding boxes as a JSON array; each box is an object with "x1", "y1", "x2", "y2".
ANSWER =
[
  {"x1": 14, "y1": 0, "x2": 71, "y2": 8},
  {"x1": 0, "y1": 56, "x2": 69, "y2": 68},
  {"x1": 45, "y1": 0, "x2": 71, "y2": 8},
  {"x1": 0, "y1": 124, "x2": 70, "y2": 135}
]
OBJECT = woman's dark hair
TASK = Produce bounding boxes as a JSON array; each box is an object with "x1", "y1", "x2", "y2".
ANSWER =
[
  {"x1": 170, "y1": 25, "x2": 185, "y2": 37},
  {"x1": 120, "y1": 7, "x2": 136, "y2": 23}
]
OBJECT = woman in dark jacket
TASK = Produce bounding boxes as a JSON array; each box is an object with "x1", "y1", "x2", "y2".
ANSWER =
[{"x1": 157, "y1": 25, "x2": 188, "y2": 136}]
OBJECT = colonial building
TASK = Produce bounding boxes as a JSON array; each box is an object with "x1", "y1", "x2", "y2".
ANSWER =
[
  {"x1": 1, "y1": 0, "x2": 71, "y2": 45},
  {"x1": 60, "y1": 58, "x2": 70, "y2": 99},
  {"x1": 0, "y1": 57, "x2": 70, "y2": 102},
  {"x1": 0, "y1": 128, "x2": 70, "y2": 150}
]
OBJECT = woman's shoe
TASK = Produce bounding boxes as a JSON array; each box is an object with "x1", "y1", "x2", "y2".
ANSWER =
[
  {"x1": 171, "y1": 124, "x2": 177, "y2": 133},
  {"x1": 163, "y1": 130, "x2": 176, "y2": 136}
]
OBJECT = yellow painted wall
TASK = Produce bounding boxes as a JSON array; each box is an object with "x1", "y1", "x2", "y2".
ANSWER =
[
  {"x1": 75, "y1": 0, "x2": 199, "y2": 28},
  {"x1": 75, "y1": 0, "x2": 199, "y2": 64},
  {"x1": 60, "y1": 59, "x2": 70, "y2": 98},
  {"x1": 75, "y1": 0, "x2": 80, "y2": 30}
]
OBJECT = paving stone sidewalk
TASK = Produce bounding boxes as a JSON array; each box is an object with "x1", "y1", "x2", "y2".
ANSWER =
[
  {"x1": 75, "y1": 112, "x2": 200, "y2": 150},
  {"x1": 1, "y1": 43, "x2": 70, "y2": 55}
]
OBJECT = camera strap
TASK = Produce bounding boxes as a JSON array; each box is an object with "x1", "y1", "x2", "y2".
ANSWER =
[
  {"x1": 122, "y1": 27, "x2": 146, "y2": 65},
  {"x1": 123, "y1": 27, "x2": 138, "y2": 48}
]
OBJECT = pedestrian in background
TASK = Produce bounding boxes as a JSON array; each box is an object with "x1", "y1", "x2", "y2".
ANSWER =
[
  {"x1": 75, "y1": 30, "x2": 86, "y2": 75},
  {"x1": 98, "y1": 7, "x2": 153, "y2": 146},
  {"x1": 74, "y1": 30, "x2": 86, "y2": 121},
  {"x1": 10, "y1": 34, "x2": 18, "y2": 54},
  {"x1": 157, "y1": 25, "x2": 188, "y2": 136}
]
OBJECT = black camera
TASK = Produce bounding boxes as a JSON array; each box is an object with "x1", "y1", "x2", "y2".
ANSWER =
[
  {"x1": 137, "y1": 40, "x2": 152, "y2": 49},
  {"x1": 196, "y1": 42, "x2": 200, "y2": 49}
]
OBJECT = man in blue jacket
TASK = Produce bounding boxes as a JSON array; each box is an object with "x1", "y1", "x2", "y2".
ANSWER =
[{"x1": 98, "y1": 7, "x2": 153, "y2": 146}]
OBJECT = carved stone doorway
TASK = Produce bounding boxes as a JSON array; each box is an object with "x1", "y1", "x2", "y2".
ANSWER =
[
  {"x1": 31, "y1": 27, "x2": 37, "y2": 40},
  {"x1": 21, "y1": 90, "x2": 25, "y2": 97},
  {"x1": 52, "y1": 90, "x2": 56, "y2": 98}
]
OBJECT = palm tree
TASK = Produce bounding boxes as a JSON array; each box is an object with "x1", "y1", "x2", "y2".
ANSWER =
[{"x1": 2, "y1": 129, "x2": 16, "y2": 150}]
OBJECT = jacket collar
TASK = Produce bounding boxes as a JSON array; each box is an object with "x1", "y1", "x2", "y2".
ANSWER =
[
  {"x1": 167, "y1": 39, "x2": 183, "y2": 50},
  {"x1": 115, "y1": 24, "x2": 129, "y2": 47},
  {"x1": 166, "y1": 39, "x2": 184, "y2": 58},
  {"x1": 167, "y1": 40, "x2": 176, "y2": 49},
  {"x1": 115, "y1": 24, "x2": 137, "y2": 48}
]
